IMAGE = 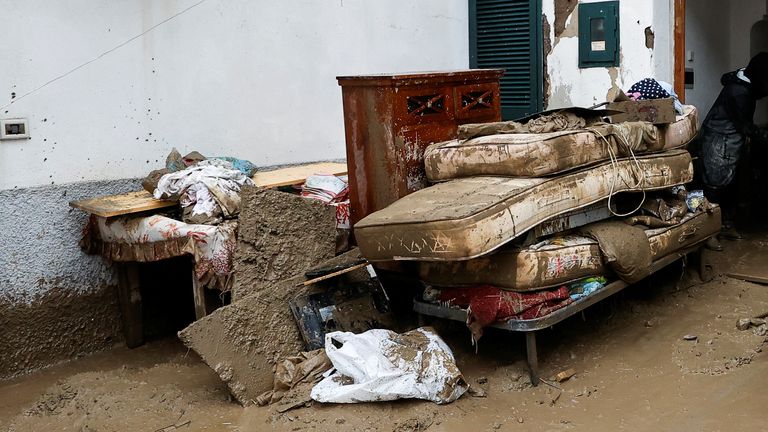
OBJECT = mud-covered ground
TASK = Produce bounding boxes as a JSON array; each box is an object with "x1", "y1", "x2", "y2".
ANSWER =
[{"x1": 2, "y1": 236, "x2": 768, "y2": 432}]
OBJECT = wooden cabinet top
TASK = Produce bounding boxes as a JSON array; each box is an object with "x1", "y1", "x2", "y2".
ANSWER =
[{"x1": 337, "y1": 69, "x2": 504, "y2": 87}]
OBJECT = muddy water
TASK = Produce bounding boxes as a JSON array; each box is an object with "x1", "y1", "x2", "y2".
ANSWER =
[{"x1": 2, "y1": 240, "x2": 768, "y2": 431}]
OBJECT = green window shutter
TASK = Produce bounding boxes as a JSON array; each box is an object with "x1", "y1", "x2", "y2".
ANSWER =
[{"x1": 470, "y1": 0, "x2": 543, "y2": 120}]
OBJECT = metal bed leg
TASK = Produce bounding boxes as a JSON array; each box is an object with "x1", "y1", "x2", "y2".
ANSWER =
[
  {"x1": 697, "y1": 246, "x2": 714, "y2": 282},
  {"x1": 417, "y1": 313, "x2": 427, "y2": 327},
  {"x1": 525, "y1": 331, "x2": 539, "y2": 386}
]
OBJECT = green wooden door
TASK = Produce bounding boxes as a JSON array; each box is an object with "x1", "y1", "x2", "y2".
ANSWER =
[{"x1": 470, "y1": 0, "x2": 543, "y2": 120}]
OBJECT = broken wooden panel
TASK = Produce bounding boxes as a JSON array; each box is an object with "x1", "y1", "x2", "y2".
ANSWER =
[
  {"x1": 232, "y1": 187, "x2": 337, "y2": 301},
  {"x1": 178, "y1": 250, "x2": 373, "y2": 405}
]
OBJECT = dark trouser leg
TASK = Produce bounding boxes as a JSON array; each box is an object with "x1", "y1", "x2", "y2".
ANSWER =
[{"x1": 525, "y1": 332, "x2": 539, "y2": 386}]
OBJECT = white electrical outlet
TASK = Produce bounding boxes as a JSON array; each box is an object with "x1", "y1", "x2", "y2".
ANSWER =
[{"x1": 0, "y1": 118, "x2": 30, "y2": 140}]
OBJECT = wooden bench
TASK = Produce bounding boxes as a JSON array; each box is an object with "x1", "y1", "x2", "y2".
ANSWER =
[{"x1": 70, "y1": 161, "x2": 347, "y2": 347}]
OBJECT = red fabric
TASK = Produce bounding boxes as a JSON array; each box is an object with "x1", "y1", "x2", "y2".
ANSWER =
[{"x1": 437, "y1": 285, "x2": 573, "y2": 342}]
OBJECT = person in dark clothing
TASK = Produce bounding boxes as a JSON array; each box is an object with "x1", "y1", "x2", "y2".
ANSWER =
[{"x1": 696, "y1": 52, "x2": 768, "y2": 250}]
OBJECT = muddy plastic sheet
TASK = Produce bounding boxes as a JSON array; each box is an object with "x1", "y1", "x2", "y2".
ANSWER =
[
  {"x1": 83, "y1": 214, "x2": 236, "y2": 291},
  {"x1": 311, "y1": 327, "x2": 467, "y2": 404}
]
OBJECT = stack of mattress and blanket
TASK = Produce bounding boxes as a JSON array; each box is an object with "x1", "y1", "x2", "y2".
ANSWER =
[{"x1": 352, "y1": 106, "x2": 721, "y2": 333}]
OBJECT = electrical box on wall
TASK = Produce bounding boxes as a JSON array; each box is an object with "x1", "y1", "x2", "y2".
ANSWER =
[
  {"x1": 685, "y1": 68, "x2": 694, "y2": 89},
  {"x1": 0, "y1": 118, "x2": 30, "y2": 140},
  {"x1": 578, "y1": 1, "x2": 620, "y2": 68}
]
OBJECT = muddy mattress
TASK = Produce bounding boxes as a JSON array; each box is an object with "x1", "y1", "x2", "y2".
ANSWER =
[
  {"x1": 354, "y1": 150, "x2": 694, "y2": 261},
  {"x1": 418, "y1": 205, "x2": 721, "y2": 291},
  {"x1": 424, "y1": 105, "x2": 699, "y2": 181}
]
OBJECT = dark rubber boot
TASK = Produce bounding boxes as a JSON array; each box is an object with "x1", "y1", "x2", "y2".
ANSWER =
[{"x1": 705, "y1": 236, "x2": 723, "y2": 251}]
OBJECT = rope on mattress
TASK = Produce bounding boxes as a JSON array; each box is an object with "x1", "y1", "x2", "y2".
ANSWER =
[{"x1": 588, "y1": 125, "x2": 648, "y2": 218}]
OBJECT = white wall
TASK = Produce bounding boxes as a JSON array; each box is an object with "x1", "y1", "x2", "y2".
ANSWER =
[
  {"x1": 730, "y1": 0, "x2": 767, "y2": 69},
  {"x1": 684, "y1": 0, "x2": 731, "y2": 117},
  {"x1": 544, "y1": 0, "x2": 668, "y2": 109},
  {"x1": 685, "y1": 0, "x2": 767, "y2": 123},
  {"x1": 0, "y1": 0, "x2": 469, "y2": 190}
]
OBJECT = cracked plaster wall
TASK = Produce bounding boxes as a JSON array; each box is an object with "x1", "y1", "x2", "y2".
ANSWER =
[{"x1": 544, "y1": 0, "x2": 673, "y2": 109}]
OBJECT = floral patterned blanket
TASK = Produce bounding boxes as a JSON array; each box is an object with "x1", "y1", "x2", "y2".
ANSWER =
[{"x1": 82, "y1": 215, "x2": 237, "y2": 292}]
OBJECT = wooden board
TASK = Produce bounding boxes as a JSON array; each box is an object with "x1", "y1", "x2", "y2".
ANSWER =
[
  {"x1": 69, "y1": 190, "x2": 177, "y2": 218},
  {"x1": 727, "y1": 256, "x2": 768, "y2": 285},
  {"x1": 253, "y1": 162, "x2": 347, "y2": 188},
  {"x1": 70, "y1": 162, "x2": 347, "y2": 218},
  {"x1": 725, "y1": 243, "x2": 768, "y2": 285},
  {"x1": 727, "y1": 271, "x2": 768, "y2": 285}
]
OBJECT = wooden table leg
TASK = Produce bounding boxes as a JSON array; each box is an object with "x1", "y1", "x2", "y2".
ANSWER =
[
  {"x1": 525, "y1": 331, "x2": 539, "y2": 386},
  {"x1": 117, "y1": 262, "x2": 143, "y2": 348},
  {"x1": 191, "y1": 269, "x2": 208, "y2": 320}
]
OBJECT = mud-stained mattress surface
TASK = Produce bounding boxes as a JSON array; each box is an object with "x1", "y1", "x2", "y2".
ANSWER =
[
  {"x1": 425, "y1": 105, "x2": 698, "y2": 181},
  {"x1": 418, "y1": 205, "x2": 721, "y2": 290},
  {"x1": 354, "y1": 150, "x2": 694, "y2": 261}
]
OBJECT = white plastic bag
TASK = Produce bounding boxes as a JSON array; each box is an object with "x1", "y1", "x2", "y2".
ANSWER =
[{"x1": 310, "y1": 327, "x2": 467, "y2": 404}]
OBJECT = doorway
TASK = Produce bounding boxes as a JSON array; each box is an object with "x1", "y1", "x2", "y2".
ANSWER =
[{"x1": 683, "y1": 0, "x2": 767, "y2": 126}]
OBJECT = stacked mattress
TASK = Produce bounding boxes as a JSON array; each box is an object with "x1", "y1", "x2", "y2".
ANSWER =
[
  {"x1": 355, "y1": 150, "x2": 693, "y2": 261},
  {"x1": 352, "y1": 104, "x2": 715, "y2": 296},
  {"x1": 424, "y1": 105, "x2": 698, "y2": 181},
  {"x1": 418, "y1": 205, "x2": 721, "y2": 291}
]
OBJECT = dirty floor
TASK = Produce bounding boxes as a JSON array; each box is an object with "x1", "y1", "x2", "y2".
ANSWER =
[{"x1": 2, "y1": 237, "x2": 768, "y2": 432}]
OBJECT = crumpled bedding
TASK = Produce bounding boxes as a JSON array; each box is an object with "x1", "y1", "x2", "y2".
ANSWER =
[
  {"x1": 458, "y1": 111, "x2": 589, "y2": 140},
  {"x1": 154, "y1": 159, "x2": 254, "y2": 225},
  {"x1": 434, "y1": 285, "x2": 573, "y2": 342},
  {"x1": 578, "y1": 221, "x2": 653, "y2": 284},
  {"x1": 82, "y1": 214, "x2": 237, "y2": 291}
]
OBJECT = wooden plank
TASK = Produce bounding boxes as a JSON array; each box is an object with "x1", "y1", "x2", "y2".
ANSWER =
[
  {"x1": 191, "y1": 269, "x2": 209, "y2": 320},
  {"x1": 117, "y1": 262, "x2": 143, "y2": 348},
  {"x1": 253, "y1": 162, "x2": 347, "y2": 188},
  {"x1": 726, "y1": 248, "x2": 768, "y2": 284},
  {"x1": 299, "y1": 262, "x2": 369, "y2": 287},
  {"x1": 70, "y1": 190, "x2": 176, "y2": 218},
  {"x1": 70, "y1": 162, "x2": 346, "y2": 217},
  {"x1": 727, "y1": 272, "x2": 768, "y2": 285}
]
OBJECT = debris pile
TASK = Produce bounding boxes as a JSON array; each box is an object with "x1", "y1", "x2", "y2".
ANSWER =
[{"x1": 174, "y1": 78, "x2": 718, "y2": 410}]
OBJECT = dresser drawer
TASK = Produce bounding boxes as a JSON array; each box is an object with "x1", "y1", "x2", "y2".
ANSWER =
[
  {"x1": 394, "y1": 87, "x2": 455, "y2": 127},
  {"x1": 454, "y1": 83, "x2": 501, "y2": 121}
]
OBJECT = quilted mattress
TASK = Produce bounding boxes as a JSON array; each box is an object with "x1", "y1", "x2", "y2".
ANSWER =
[
  {"x1": 425, "y1": 105, "x2": 699, "y2": 181},
  {"x1": 418, "y1": 205, "x2": 721, "y2": 291},
  {"x1": 354, "y1": 150, "x2": 694, "y2": 261}
]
